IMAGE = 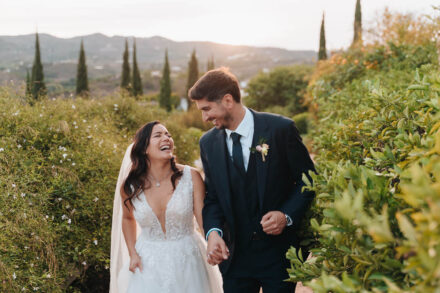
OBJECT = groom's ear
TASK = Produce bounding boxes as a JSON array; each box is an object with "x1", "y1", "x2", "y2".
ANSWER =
[{"x1": 221, "y1": 94, "x2": 235, "y2": 109}]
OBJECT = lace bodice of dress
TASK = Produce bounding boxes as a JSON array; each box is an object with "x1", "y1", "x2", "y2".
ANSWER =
[{"x1": 132, "y1": 165, "x2": 194, "y2": 241}]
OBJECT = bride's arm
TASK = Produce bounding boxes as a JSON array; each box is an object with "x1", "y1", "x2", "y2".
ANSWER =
[
  {"x1": 191, "y1": 168, "x2": 206, "y2": 236},
  {"x1": 121, "y1": 188, "x2": 143, "y2": 272}
]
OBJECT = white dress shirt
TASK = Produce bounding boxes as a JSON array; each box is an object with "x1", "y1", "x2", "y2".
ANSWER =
[
  {"x1": 224, "y1": 107, "x2": 254, "y2": 171},
  {"x1": 205, "y1": 108, "x2": 254, "y2": 240}
]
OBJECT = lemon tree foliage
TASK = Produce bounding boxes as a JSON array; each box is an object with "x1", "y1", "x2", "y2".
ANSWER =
[
  {"x1": 287, "y1": 42, "x2": 440, "y2": 292},
  {"x1": 0, "y1": 91, "x2": 203, "y2": 292}
]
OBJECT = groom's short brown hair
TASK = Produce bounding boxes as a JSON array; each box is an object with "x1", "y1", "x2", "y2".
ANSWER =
[{"x1": 188, "y1": 67, "x2": 241, "y2": 103}]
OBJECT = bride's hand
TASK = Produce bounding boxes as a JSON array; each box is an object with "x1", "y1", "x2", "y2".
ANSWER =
[{"x1": 129, "y1": 253, "x2": 143, "y2": 273}]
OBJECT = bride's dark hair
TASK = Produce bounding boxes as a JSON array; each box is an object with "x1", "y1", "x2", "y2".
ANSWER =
[{"x1": 122, "y1": 121, "x2": 183, "y2": 209}]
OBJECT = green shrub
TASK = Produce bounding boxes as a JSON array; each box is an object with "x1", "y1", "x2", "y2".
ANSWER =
[
  {"x1": 244, "y1": 65, "x2": 313, "y2": 115},
  {"x1": 286, "y1": 53, "x2": 440, "y2": 292},
  {"x1": 292, "y1": 112, "x2": 311, "y2": 135},
  {"x1": 0, "y1": 89, "x2": 202, "y2": 292}
]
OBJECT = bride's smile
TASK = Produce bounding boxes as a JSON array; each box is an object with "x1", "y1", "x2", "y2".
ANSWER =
[{"x1": 146, "y1": 124, "x2": 174, "y2": 160}]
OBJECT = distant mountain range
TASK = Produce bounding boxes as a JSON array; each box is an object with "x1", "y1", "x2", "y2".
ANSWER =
[{"x1": 0, "y1": 33, "x2": 316, "y2": 94}]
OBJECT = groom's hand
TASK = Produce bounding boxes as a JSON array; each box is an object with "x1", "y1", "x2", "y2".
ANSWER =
[
  {"x1": 261, "y1": 211, "x2": 287, "y2": 235},
  {"x1": 207, "y1": 232, "x2": 229, "y2": 266}
]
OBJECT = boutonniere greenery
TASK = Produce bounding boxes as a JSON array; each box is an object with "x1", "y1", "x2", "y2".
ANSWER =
[{"x1": 250, "y1": 138, "x2": 270, "y2": 162}]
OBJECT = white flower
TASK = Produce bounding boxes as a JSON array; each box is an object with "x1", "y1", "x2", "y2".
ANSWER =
[
  {"x1": 73, "y1": 121, "x2": 77, "y2": 125},
  {"x1": 39, "y1": 114, "x2": 43, "y2": 117},
  {"x1": 17, "y1": 144, "x2": 22, "y2": 149},
  {"x1": 71, "y1": 104, "x2": 76, "y2": 109},
  {"x1": 93, "y1": 197, "x2": 99, "y2": 202},
  {"x1": 61, "y1": 214, "x2": 67, "y2": 220},
  {"x1": 60, "y1": 160, "x2": 63, "y2": 163},
  {"x1": 83, "y1": 119, "x2": 87, "y2": 122},
  {"x1": 62, "y1": 153, "x2": 68, "y2": 159},
  {"x1": 0, "y1": 148, "x2": 4, "y2": 152},
  {"x1": 46, "y1": 273, "x2": 51, "y2": 278},
  {"x1": 33, "y1": 287, "x2": 39, "y2": 291},
  {"x1": 72, "y1": 162, "x2": 76, "y2": 166},
  {"x1": 74, "y1": 126, "x2": 78, "y2": 129},
  {"x1": 21, "y1": 193, "x2": 26, "y2": 198},
  {"x1": 82, "y1": 261, "x2": 87, "y2": 266},
  {"x1": 93, "y1": 240, "x2": 98, "y2": 245},
  {"x1": 114, "y1": 104, "x2": 118, "y2": 107},
  {"x1": 12, "y1": 183, "x2": 16, "y2": 188},
  {"x1": 45, "y1": 215, "x2": 49, "y2": 219},
  {"x1": 67, "y1": 219, "x2": 71, "y2": 224},
  {"x1": 13, "y1": 272, "x2": 16, "y2": 280},
  {"x1": 87, "y1": 135, "x2": 92, "y2": 139}
]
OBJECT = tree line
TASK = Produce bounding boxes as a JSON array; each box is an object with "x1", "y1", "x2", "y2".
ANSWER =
[
  {"x1": 26, "y1": 34, "x2": 214, "y2": 112},
  {"x1": 26, "y1": 0, "x2": 363, "y2": 110}
]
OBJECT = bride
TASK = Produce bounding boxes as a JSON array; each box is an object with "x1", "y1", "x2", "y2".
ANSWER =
[{"x1": 109, "y1": 121, "x2": 222, "y2": 292}]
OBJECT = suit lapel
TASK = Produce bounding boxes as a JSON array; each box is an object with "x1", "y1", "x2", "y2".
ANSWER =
[
  {"x1": 209, "y1": 129, "x2": 233, "y2": 216},
  {"x1": 250, "y1": 109, "x2": 271, "y2": 210}
]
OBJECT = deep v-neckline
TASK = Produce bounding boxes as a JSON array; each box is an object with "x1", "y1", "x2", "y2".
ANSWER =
[{"x1": 141, "y1": 166, "x2": 186, "y2": 236}]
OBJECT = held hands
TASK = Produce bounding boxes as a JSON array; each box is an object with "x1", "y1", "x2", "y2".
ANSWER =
[
  {"x1": 261, "y1": 211, "x2": 287, "y2": 235},
  {"x1": 206, "y1": 231, "x2": 229, "y2": 266},
  {"x1": 129, "y1": 252, "x2": 143, "y2": 273}
]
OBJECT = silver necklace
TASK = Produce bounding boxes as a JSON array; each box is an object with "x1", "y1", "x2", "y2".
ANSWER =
[{"x1": 148, "y1": 170, "x2": 173, "y2": 187}]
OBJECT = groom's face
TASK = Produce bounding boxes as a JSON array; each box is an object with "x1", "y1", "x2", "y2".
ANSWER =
[{"x1": 195, "y1": 96, "x2": 232, "y2": 130}]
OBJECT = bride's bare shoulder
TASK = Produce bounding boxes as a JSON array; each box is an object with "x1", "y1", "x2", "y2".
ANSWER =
[
  {"x1": 176, "y1": 164, "x2": 203, "y2": 181},
  {"x1": 175, "y1": 163, "x2": 186, "y2": 172}
]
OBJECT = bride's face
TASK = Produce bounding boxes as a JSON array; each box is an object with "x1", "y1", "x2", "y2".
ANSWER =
[{"x1": 146, "y1": 124, "x2": 174, "y2": 161}]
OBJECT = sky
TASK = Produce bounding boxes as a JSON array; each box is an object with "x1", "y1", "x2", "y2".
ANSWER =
[{"x1": 0, "y1": 0, "x2": 437, "y2": 50}]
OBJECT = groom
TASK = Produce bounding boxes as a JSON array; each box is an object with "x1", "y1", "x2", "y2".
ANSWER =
[{"x1": 189, "y1": 68, "x2": 315, "y2": 293}]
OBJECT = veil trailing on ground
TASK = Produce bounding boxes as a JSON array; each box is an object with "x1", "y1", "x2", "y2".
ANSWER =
[{"x1": 110, "y1": 143, "x2": 140, "y2": 293}]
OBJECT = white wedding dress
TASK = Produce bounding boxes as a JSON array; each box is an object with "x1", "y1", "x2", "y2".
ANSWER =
[{"x1": 110, "y1": 144, "x2": 223, "y2": 293}]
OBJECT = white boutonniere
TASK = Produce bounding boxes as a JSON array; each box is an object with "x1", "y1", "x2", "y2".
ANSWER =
[{"x1": 250, "y1": 138, "x2": 269, "y2": 162}]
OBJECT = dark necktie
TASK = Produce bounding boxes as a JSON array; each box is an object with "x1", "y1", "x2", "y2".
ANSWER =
[{"x1": 231, "y1": 132, "x2": 245, "y2": 175}]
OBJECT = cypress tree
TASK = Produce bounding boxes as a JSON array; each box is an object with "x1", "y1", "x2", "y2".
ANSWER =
[
  {"x1": 185, "y1": 49, "x2": 199, "y2": 103},
  {"x1": 121, "y1": 39, "x2": 131, "y2": 91},
  {"x1": 25, "y1": 69, "x2": 31, "y2": 97},
  {"x1": 76, "y1": 40, "x2": 89, "y2": 96},
  {"x1": 352, "y1": 0, "x2": 362, "y2": 46},
  {"x1": 159, "y1": 49, "x2": 172, "y2": 112},
  {"x1": 207, "y1": 55, "x2": 215, "y2": 71},
  {"x1": 318, "y1": 12, "x2": 328, "y2": 60},
  {"x1": 131, "y1": 39, "x2": 143, "y2": 97},
  {"x1": 31, "y1": 32, "x2": 46, "y2": 100}
]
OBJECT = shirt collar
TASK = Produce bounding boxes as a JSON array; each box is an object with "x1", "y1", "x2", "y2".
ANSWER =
[{"x1": 225, "y1": 107, "x2": 253, "y2": 140}]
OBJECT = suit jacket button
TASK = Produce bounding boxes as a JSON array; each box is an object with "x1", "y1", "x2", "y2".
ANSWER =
[{"x1": 252, "y1": 232, "x2": 259, "y2": 240}]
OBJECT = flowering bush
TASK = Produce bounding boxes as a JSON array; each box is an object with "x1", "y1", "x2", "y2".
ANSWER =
[{"x1": 0, "y1": 90, "x2": 203, "y2": 292}]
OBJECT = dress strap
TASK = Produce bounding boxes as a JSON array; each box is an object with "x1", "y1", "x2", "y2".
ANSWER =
[{"x1": 183, "y1": 165, "x2": 190, "y2": 180}]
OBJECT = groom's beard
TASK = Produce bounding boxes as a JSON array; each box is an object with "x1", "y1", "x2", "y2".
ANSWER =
[{"x1": 217, "y1": 112, "x2": 233, "y2": 130}]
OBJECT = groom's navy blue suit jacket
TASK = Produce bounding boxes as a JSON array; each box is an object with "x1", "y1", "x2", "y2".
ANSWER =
[{"x1": 200, "y1": 109, "x2": 315, "y2": 274}]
